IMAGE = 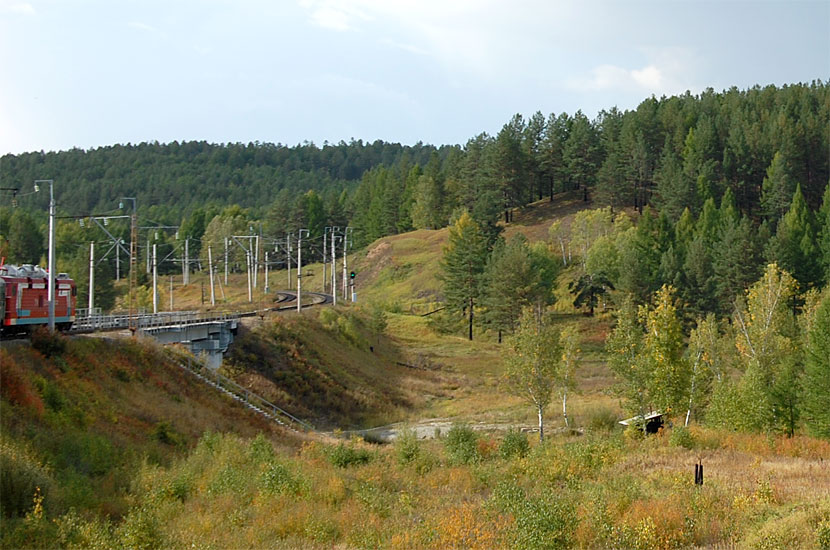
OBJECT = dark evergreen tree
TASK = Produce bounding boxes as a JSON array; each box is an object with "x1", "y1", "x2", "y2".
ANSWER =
[{"x1": 439, "y1": 212, "x2": 488, "y2": 341}]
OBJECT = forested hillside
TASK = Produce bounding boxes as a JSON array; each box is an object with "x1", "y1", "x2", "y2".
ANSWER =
[{"x1": 1, "y1": 82, "x2": 828, "y2": 315}]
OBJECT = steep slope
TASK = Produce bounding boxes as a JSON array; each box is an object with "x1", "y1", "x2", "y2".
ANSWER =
[{"x1": 0, "y1": 332, "x2": 298, "y2": 528}]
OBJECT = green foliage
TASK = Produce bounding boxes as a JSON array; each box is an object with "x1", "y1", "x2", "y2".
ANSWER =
[
  {"x1": 503, "y1": 309, "x2": 561, "y2": 441},
  {"x1": 499, "y1": 429, "x2": 530, "y2": 459},
  {"x1": 0, "y1": 440, "x2": 53, "y2": 518},
  {"x1": 394, "y1": 429, "x2": 421, "y2": 465},
  {"x1": 150, "y1": 421, "x2": 183, "y2": 447},
  {"x1": 803, "y1": 292, "x2": 830, "y2": 438},
  {"x1": 606, "y1": 295, "x2": 647, "y2": 418},
  {"x1": 443, "y1": 424, "x2": 481, "y2": 465},
  {"x1": 30, "y1": 327, "x2": 67, "y2": 358},
  {"x1": 260, "y1": 461, "x2": 308, "y2": 496},
  {"x1": 585, "y1": 407, "x2": 619, "y2": 432},
  {"x1": 668, "y1": 426, "x2": 696, "y2": 449},
  {"x1": 325, "y1": 442, "x2": 373, "y2": 468},
  {"x1": 439, "y1": 211, "x2": 488, "y2": 340},
  {"x1": 6, "y1": 209, "x2": 44, "y2": 265},
  {"x1": 492, "y1": 484, "x2": 577, "y2": 550}
]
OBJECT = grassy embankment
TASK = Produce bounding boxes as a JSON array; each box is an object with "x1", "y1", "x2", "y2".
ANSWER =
[{"x1": 4, "y1": 194, "x2": 830, "y2": 548}]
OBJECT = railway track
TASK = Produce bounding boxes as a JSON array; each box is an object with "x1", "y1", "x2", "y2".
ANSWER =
[{"x1": 2, "y1": 290, "x2": 334, "y2": 340}]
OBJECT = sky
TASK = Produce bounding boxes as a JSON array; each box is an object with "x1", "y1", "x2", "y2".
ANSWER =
[{"x1": 0, "y1": 0, "x2": 828, "y2": 155}]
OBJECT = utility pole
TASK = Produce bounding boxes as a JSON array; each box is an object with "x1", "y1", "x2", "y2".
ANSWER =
[
  {"x1": 34, "y1": 180, "x2": 56, "y2": 331},
  {"x1": 331, "y1": 234, "x2": 339, "y2": 306},
  {"x1": 297, "y1": 229, "x2": 309, "y2": 313},
  {"x1": 342, "y1": 228, "x2": 348, "y2": 300},
  {"x1": 120, "y1": 197, "x2": 138, "y2": 335},
  {"x1": 152, "y1": 244, "x2": 158, "y2": 314},
  {"x1": 183, "y1": 237, "x2": 189, "y2": 286},
  {"x1": 264, "y1": 251, "x2": 270, "y2": 293},
  {"x1": 116, "y1": 243, "x2": 120, "y2": 281},
  {"x1": 224, "y1": 237, "x2": 229, "y2": 285},
  {"x1": 286, "y1": 234, "x2": 292, "y2": 287},
  {"x1": 208, "y1": 245, "x2": 215, "y2": 306},
  {"x1": 246, "y1": 250, "x2": 253, "y2": 302},
  {"x1": 323, "y1": 227, "x2": 329, "y2": 294},
  {"x1": 253, "y1": 233, "x2": 259, "y2": 289},
  {"x1": 88, "y1": 241, "x2": 94, "y2": 311},
  {"x1": 169, "y1": 275, "x2": 173, "y2": 310}
]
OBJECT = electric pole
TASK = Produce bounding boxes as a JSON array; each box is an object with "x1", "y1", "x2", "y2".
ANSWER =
[
  {"x1": 88, "y1": 241, "x2": 94, "y2": 311},
  {"x1": 152, "y1": 243, "x2": 158, "y2": 314},
  {"x1": 331, "y1": 233, "x2": 339, "y2": 306},
  {"x1": 297, "y1": 229, "x2": 309, "y2": 312},
  {"x1": 208, "y1": 245, "x2": 215, "y2": 306}
]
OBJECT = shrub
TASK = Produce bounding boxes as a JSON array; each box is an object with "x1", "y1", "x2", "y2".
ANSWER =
[
  {"x1": 512, "y1": 496, "x2": 576, "y2": 550},
  {"x1": 0, "y1": 440, "x2": 52, "y2": 518},
  {"x1": 248, "y1": 433, "x2": 276, "y2": 463},
  {"x1": 444, "y1": 424, "x2": 481, "y2": 465},
  {"x1": 668, "y1": 426, "x2": 695, "y2": 449},
  {"x1": 586, "y1": 407, "x2": 619, "y2": 432},
  {"x1": 818, "y1": 520, "x2": 830, "y2": 550},
  {"x1": 500, "y1": 429, "x2": 529, "y2": 459},
  {"x1": 116, "y1": 504, "x2": 165, "y2": 550},
  {"x1": 395, "y1": 429, "x2": 421, "y2": 465},
  {"x1": 150, "y1": 421, "x2": 183, "y2": 447},
  {"x1": 326, "y1": 443, "x2": 372, "y2": 468},
  {"x1": 260, "y1": 461, "x2": 307, "y2": 496},
  {"x1": 31, "y1": 326, "x2": 66, "y2": 358}
]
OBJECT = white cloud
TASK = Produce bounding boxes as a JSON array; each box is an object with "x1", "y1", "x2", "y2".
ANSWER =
[
  {"x1": 566, "y1": 49, "x2": 702, "y2": 97},
  {"x1": 0, "y1": 1, "x2": 36, "y2": 16},
  {"x1": 299, "y1": 0, "x2": 372, "y2": 32}
]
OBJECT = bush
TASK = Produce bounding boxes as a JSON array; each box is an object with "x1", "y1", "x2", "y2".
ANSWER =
[
  {"x1": 325, "y1": 443, "x2": 372, "y2": 468},
  {"x1": 260, "y1": 461, "x2": 307, "y2": 496},
  {"x1": 500, "y1": 429, "x2": 529, "y2": 459},
  {"x1": 31, "y1": 326, "x2": 67, "y2": 358},
  {"x1": 444, "y1": 424, "x2": 481, "y2": 465},
  {"x1": 668, "y1": 426, "x2": 695, "y2": 449},
  {"x1": 395, "y1": 429, "x2": 421, "y2": 465},
  {"x1": 586, "y1": 407, "x2": 619, "y2": 432},
  {"x1": 150, "y1": 421, "x2": 183, "y2": 447},
  {"x1": 512, "y1": 496, "x2": 576, "y2": 550},
  {"x1": 0, "y1": 440, "x2": 53, "y2": 518}
]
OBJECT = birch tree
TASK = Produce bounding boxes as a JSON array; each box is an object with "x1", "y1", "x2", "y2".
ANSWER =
[{"x1": 503, "y1": 309, "x2": 561, "y2": 442}]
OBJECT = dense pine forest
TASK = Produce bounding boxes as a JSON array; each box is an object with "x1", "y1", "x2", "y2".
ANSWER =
[{"x1": 1, "y1": 81, "x2": 828, "y2": 315}]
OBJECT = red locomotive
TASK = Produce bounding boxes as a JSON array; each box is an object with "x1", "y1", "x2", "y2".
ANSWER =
[{"x1": 0, "y1": 264, "x2": 77, "y2": 334}]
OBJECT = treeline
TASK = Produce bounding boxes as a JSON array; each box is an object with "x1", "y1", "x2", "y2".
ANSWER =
[
  {"x1": 0, "y1": 139, "x2": 448, "y2": 221},
  {"x1": 350, "y1": 81, "x2": 829, "y2": 247},
  {"x1": 1, "y1": 82, "x2": 828, "y2": 313}
]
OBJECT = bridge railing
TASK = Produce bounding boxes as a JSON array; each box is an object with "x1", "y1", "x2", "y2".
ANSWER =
[{"x1": 72, "y1": 310, "x2": 242, "y2": 332}]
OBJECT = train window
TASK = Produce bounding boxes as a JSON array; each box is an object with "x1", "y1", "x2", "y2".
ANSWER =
[
  {"x1": 72, "y1": 287, "x2": 77, "y2": 296},
  {"x1": 39, "y1": 295, "x2": 44, "y2": 307},
  {"x1": 8, "y1": 286, "x2": 15, "y2": 296}
]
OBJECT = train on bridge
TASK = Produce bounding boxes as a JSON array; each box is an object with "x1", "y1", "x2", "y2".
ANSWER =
[{"x1": 0, "y1": 264, "x2": 77, "y2": 335}]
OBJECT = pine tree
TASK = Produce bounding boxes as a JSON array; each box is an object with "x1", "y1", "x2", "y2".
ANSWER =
[
  {"x1": 712, "y1": 215, "x2": 761, "y2": 311},
  {"x1": 766, "y1": 184, "x2": 821, "y2": 289},
  {"x1": 761, "y1": 151, "x2": 796, "y2": 223},
  {"x1": 818, "y1": 184, "x2": 830, "y2": 285},
  {"x1": 802, "y1": 291, "x2": 830, "y2": 438},
  {"x1": 410, "y1": 175, "x2": 443, "y2": 230},
  {"x1": 439, "y1": 212, "x2": 488, "y2": 340},
  {"x1": 480, "y1": 237, "x2": 534, "y2": 338}
]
